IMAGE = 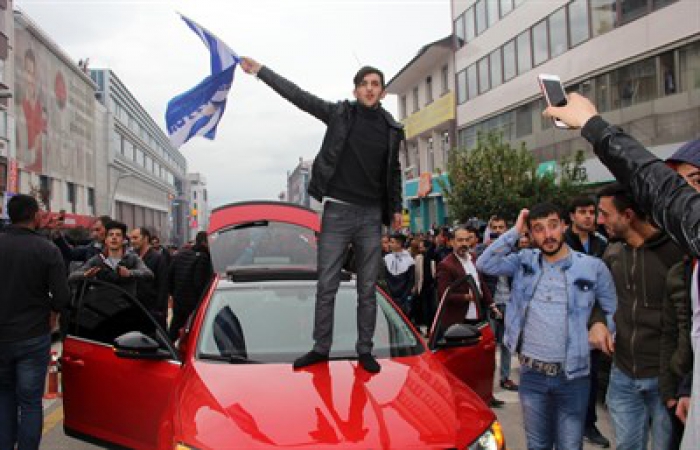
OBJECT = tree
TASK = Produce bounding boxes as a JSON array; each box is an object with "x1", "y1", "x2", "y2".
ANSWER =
[{"x1": 440, "y1": 130, "x2": 587, "y2": 223}]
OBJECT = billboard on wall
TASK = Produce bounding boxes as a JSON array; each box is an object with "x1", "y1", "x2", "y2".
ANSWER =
[{"x1": 14, "y1": 24, "x2": 96, "y2": 187}]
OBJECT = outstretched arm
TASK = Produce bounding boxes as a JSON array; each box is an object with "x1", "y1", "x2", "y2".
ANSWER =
[{"x1": 240, "y1": 57, "x2": 336, "y2": 124}]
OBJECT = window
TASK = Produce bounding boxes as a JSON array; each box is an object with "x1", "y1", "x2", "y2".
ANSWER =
[
  {"x1": 426, "y1": 76, "x2": 433, "y2": 103},
  {"x1": 516, "y1": 30, "x2": 532, "y2": 74},
  {"x1": 441, "y1": 65, "x2": 449, "y2": 94},
  {"x1": 455, "y1": 14, "x2": 465, "y2": 47},
  {"x1": 475, "y1": 0, "x2": 487, "y2": 35},
  {"x1": 503, "y1": 39, "x2": 517, "y2": 81},
  {"x1": 412, "y1": 87, "x2": 419, "y2": 112},
  {"x1": 487, "y1": 0, "x2": 499, "y2": 27},
  {"x1": 515, "y1": 103, "x2": 533, "y2": 138},
  {"x1": 595, "y1": 73, "x2": 611, "y2": 112},
  {"x1": 500, "y1": 0, "x2": 514, "y2": 17},
  {"x1": 478, "y1": 58, "x2": 490, "y2": 94},
  {"x1": 66, "y1": 181, "x2": 76, "y2": 213},
  {"x1": 457, "y1": 70, "x2": 467, "y2": 104},
  {"x1": 591, "y1": 0, "x2": 617, "y2": 37},
  {"x1": 549, "y1": 8, "x2": 567, "y2": 58},
  {"x1": 88, "y1": 187, "x2": 95, "y2": 215},
  {"x1": 611, "y1": 58, "x2": 657, "y2": 108},
  {"x1": 490, "y1": 48, "x2": 503, "y2": 88},
  {"x1": 465, "y1": 7, "x2": 476, "y2": 42},
  {"x1": 568, "y1": 0, "x2": 590, "y2": 47},
  {"x1": 194, "y1": 191, "x2": 198, "y2": 200},
  {"x1": 532, "y1": 20, "x2": 549, "y2": 66},
  {"x1": 620, "y1": 0, "x2": 649, "y2": 23},
  {"x1": 467, "y1": 65, "x2": 478, "y2": 100},
  {"x1": 680, "y1": 41, "x2": 700, "y2": 91},
  {"x1": 654, "y1": 0, "x2": 677, "y2": 8},
  {"x1": 660, "y1": 52, "x2": 677, "y2": 95},
  {"x1": 400, "y1": 95, "x2": 407, "y2": 118}
]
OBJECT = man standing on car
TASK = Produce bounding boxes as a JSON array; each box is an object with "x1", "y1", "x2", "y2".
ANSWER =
[
  {"x1": 0, "y1": 194, "x2": 70, "y2": 450},
  {"x1": 240, "y1": 57, "x2": 403, "y2": 373},
  {"x1": 477, "y1": 204, "x2": 617, "y2": 449}
]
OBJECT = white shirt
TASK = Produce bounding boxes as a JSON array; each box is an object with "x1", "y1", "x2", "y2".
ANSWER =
[{"x1": 455, "y1": 252, "x2": 481, "y2": 294}]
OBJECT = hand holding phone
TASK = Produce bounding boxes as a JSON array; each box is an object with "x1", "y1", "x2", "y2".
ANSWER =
[{"x1": 538, "y1": 74, "x2": 569, "y2": 129}]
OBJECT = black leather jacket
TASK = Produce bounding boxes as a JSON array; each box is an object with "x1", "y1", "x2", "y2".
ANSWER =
[
  {"x1": 257, "y1": 66, "x2": 404, "y2": 226},
  {"x1": 582, "y1": 116, "x2": 700, "y2": 257}
]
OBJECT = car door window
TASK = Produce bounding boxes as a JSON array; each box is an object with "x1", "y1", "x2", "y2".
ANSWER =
[{"x1": 67, "y1": 280, "x2": 166, "y2": 348}]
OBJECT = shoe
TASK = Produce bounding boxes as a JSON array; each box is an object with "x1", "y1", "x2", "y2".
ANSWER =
[
  {"x1": 358, "y1": 353, "x2": 381, "y2": 374},
  {"x1": 500, "y1": 379, "x2": 519, "y2": 391},
  {"x1": 583, "y1": 425, "x2": 610, "y2": 448},
  {"x1": 488, "y1": 397, "x2": 505, "y2": 408},
  {"x1": 293, "y1": 350, "x2": 328, "y2": 369}
]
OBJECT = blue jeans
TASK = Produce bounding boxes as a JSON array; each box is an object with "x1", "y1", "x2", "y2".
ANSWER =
[
  {"x1": 492, "y1": 304, "x2": 512, "y2": 381},
  {"x1": 0, "y1": 334, "x2": 51, "y2": 450},
  {"x1": 313, "y1": 201, "x2": 382, "y2": 355},
  {"x1": 519, "y1": 366, "x2": 590, "y2": 449},
  {"x1": 606, "y1": 365, "x2": 671, "y2": 450}
]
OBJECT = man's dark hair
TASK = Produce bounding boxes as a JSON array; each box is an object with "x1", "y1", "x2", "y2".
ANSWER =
[
  {"x1": 456, "y1": 224, "x2": 479, "y2": 236},
  {"x1": 597, "y1": 182, "x2": 647, "y2": 220},
  {"x1": 195, "y1": 231, "x2": 208, "y2": 247},
  {"x1": 527, "y1": 203, "x2": 564, "y2": 227},
  {"x1": 489, "y1": 215, "x2": 507, "y2": 226},
  {"x1": 103, "y1": 220, "x2": 127, "y2": 237},
  {"x1": 353, "y1": 66, "x2": 385, "y2": 89},
  {"x1": 569, "y1": 196, "x2": 596, "y2": 214},
  {"x1": 95, "y1": 215, "x2": 112, "y2": 227},
  {"x1": 8, "y1": 194, "x2": 39, "y2": 224},
  {"x1": 390, "y1": 233, "x2": 407, "y2": 246},
  {"x1": 137, "y1": 226, "x2": 152, "y2": 241}
]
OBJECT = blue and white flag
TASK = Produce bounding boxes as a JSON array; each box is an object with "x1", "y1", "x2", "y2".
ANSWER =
[{"x1": 166, "y1": 15, "x2": 239, "y2": 149}]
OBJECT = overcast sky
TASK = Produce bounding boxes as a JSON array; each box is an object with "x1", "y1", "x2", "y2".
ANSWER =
[{"x1": 16, "y1": 0, "x2": 451, "y2": 207}]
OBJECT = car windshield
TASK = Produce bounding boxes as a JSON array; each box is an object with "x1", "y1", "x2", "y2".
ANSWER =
[
  {"x1": 209, "y1": 221, "x2": 317, "y2": 273},
  {"x1": 197, "y1": 283, "x2": 423, "y2": 363}
]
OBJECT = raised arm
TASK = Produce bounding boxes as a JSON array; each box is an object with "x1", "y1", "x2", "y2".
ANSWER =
[
  {"x1": 476, "y1": 209, "x2": 529, "y2": 277},
  {"x1": 240, "y1": 57, "x2": 336, "y2": 124}
]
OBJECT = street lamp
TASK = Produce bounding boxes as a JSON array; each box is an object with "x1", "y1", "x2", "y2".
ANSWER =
[{"x1": 109, "y1": 171, "x2": 135, "y2": 217}]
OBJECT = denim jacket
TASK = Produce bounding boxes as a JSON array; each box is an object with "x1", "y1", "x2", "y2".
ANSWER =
[{"x1": 476, "y1": 228, "x2": 617, "y2": 379}]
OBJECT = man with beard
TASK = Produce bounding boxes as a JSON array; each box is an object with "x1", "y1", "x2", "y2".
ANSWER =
[
  {"x1": 477, "y1": 204, "x2": 616, "y2": 449},
  {"x1": 590, "y1": 183, "x2": 684, "y2": 450},
  {"x1": 129, "y1": 227, "x2": 169, "y2": 330},
  {"x1": 564, "y1": 196, "x2": 610, "y2": 447}
]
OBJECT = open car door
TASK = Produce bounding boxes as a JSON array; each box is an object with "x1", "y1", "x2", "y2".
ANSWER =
[
  {"x1": 427, "y1": 275, "x2": 496, "y2": 403},
  {"x1": 62, "y1": 280, "x2": 181, "y2": 449}
]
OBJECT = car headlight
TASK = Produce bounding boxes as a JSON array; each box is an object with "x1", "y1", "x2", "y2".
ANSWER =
[
  {"x1": 468, "y1": 421, "x2": 505, "y2": 450},
  {"x1": 174, "y1": 443, "x2": 200, "y2": 450}
]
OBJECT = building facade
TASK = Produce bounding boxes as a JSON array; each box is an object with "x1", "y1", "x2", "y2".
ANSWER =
[
  {"x1": 90, "y1": 69, "x2": 187, "y2": 244},
  {"x1": 287, "y1": 158, "x2": 321, "y2": 212},
  {"x1": 187, "y1": 172, "x2": 209, "y2": 241},
  {"x1": 452, "y1": 0, "x2": 700, "y2": 183},
  {"x1": 387, "y1": 36, "x2": 456, "y2": 231},
  {"x1": 0, "y1": 0, "x2": 13, "y2": 216}
]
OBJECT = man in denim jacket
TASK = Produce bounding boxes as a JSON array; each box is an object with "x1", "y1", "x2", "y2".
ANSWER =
[{"x1": 477, "y1": 203, "x2": 616, "y2": 449}]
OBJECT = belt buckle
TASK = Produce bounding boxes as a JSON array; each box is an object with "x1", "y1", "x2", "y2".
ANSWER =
[{"x1": 545, "y1": 363, "x2": 559, "y2": 376}]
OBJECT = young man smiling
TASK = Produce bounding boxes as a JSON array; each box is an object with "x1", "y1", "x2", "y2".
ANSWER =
[
  {"x1": 240, "y1": 58, "x2": 403, "y2": 373},
  {"x1": 477, "y1": 203, "x2": 616, "y2": 449}
]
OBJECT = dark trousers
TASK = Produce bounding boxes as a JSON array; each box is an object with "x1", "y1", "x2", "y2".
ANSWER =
[
  {"x1": 313, "y1": 201, "x2": 382, "y2": 355},
  {"x1": 585, "y1": 349, "x2": 601, "y2": 428},
  {"x1": 168, "y1": 301, "x2": 196, "y2": 342},
  {"x1": 0, "y1": 334, "x2": 51, "y2": 450}
]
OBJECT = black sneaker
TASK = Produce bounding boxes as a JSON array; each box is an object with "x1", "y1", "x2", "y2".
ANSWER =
[
  {"x1": 488, "y1": 397, "x2": 505, "y2": 408},
  {"x1": 358, "y1": 353, "x2": 381, "y2": 373},
  {"x1": 293, "y1": 351, "x2": 328, "y2": 369},
  {"x1": 584, "y1": 425, "x2": 610, "y2": 448}
]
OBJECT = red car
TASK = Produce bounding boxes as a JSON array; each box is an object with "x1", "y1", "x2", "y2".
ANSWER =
[{"x1": 61, "y1": 201, "x2": 502, "y2": 449}]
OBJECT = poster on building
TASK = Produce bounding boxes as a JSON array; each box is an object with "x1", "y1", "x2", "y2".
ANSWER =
[{"x1": 14, "y1": 25, "x2": 96, "y2": 187}]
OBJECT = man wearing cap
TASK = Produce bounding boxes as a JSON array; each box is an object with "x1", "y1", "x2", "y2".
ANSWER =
[
  {"x1": 239, "y1": 57, "x2": 403, "y2": 374},
  {"x1": 661, "y1": 139, "x2": 700, "y2": 448}
]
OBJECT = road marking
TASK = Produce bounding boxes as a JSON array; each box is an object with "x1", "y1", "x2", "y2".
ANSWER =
[{"x1": 42, "y1": 405, "x2": 64, "y2": 435}]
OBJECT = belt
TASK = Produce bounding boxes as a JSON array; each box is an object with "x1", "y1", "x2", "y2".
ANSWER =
[{"x1": 518, "y1": 355, "x2": 563, "y2": 377}]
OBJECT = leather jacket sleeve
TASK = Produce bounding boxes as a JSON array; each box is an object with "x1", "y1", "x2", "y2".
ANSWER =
[
  {"x1": 257, "y1": 66, "x2": 337, "y2": 125},
  {"x1": 390, "y1": 136, "x2": 404, "y2": 214},
  {"x1": 582, "y1": 116, "x2": 700, "y2": 257}
]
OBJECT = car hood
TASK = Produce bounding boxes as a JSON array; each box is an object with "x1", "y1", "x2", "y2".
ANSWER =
[{"x1": 175, "y1": 354, "x2": 495, "y2": 449}]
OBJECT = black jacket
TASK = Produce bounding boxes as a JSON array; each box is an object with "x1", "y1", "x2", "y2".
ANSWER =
[
  {"x1": 69, "y1": 251, "x2": 153, "y2": 297},
  {"x1": 168, "y1": 245, "x2": 213, "y2": 308},
  {"x1": 582, "y1": 116, "x2": 700, "y2": 257},
  {"x1": 136, "y1": 247, "x2": 170, "y2": 313},
  {"x1": 564, "y1": 228, "x2": 608, "y2": 258},
  {"x1": 257, "y1": 66, "x2": 404, "y2": 226},
  {"x1": 0, "y1": 226, "x2": 70, "y2": 342}
]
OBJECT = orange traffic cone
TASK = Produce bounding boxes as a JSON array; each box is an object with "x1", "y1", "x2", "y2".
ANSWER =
[{"x1": 44, "y1": 351, "x2": 61, "y2": 399}]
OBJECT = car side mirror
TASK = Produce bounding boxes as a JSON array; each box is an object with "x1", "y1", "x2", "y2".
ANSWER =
[
  {"x1": 435, "y1": 324, "x2": 482, "y2": 348},
  {"x1": 114, "y1": 331, "x2": 171, "y2": 360}
]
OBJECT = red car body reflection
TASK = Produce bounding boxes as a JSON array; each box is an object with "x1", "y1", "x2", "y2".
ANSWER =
[{"x1": 61, "y1": 202, "x2": 501, "y2": 449}]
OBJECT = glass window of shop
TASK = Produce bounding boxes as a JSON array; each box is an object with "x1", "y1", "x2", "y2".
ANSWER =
[
  {"x1": 475, "y1": 0, "x2": 487, "y2": 35},
  {"x1": 611, "y1": 57, "x2": 657, "y2": 108},
  {"x1": 457, "y1": 70, "x2": 467, "y2": 104},
  {"x1": 590, "y1": 0, "x2": 617, "y2": 37},
  {"x1": 465, "y1": 7, "x2": 476, "y2": 42},
  {"x1": 680, "y1": 41, "x2": 700, "y2": 92},
  {"x1": 595, "y1": 73, "x2": 611, "y2": 112},
  {"x1": 532, "y1": 20, "x2": 549, "y2": 66},
  {"x1": 515, "y1": 103, "x2": 533, "y2": 138},
  {"x1": 487, "y1": 0, "x2": 499, "y2": 27},
  {"x1": 659, "y1": 51, "x2": 677, "y2": 96},
  {"x1": 503, "y1": 39, "x2": 517, "y2": 81},
  {"x1": 516, "y1": 30, "x2": 532, "y2": 74},
  {"x1": 620, "y1": 0, "x2": 649, "y2": 23},
  {"x1": 467, "y1": 65, "x2": 478, "y2": 99},
  {"x1": 549, "y1": 8, "x2": 568, "y2": 59},
  {"x1": 568, "y1": 0, "x2": 590, "y2": 48},
  {"x1": 490, "y1": 49, "x2": 503, "y2": 88},
  {"x1": 500, "y1": 0, "x2": 513, "y2": 17},
  {"x1": 478, "y1": 57, "x2": 490, "y2": 94},
  {"x1": 455, "y1": 14, "x2": 465, "y2": 47}
]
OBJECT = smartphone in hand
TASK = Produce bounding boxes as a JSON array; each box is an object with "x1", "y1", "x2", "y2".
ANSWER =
[{"x1": 537, "y1": 74, "x2": 569, "y2": 129}]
